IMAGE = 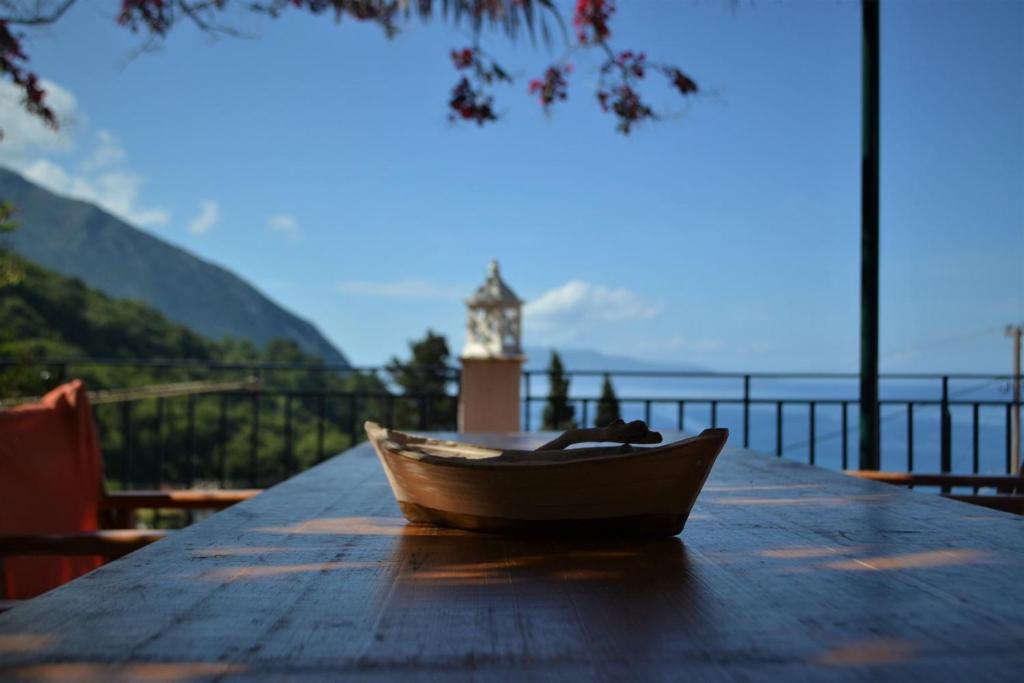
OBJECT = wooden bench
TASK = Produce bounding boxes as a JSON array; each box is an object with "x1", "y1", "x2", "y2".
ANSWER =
[
  {"x1": 0, "y1": 381, "x2": 263, "y2": 603},
  {"x1": 845, "y1": 471, "x2": 1024, "y2": 514}
]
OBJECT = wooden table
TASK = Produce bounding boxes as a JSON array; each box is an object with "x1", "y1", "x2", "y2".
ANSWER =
[{"x1": 1, "y1": 433, "x2": 1022, "y2": 681}]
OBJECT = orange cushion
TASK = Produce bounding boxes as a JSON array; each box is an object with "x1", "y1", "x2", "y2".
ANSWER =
[{"x1": 0, "y1": 380, "x2": 104, "y2": 598}]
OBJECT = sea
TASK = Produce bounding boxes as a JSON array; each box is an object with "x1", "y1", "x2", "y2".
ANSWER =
[{"x1": 521, "y1": 374, "x2": 1016, "y2": 475}]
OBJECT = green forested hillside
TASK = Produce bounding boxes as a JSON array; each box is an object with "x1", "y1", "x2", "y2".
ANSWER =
[
  {"x1": 1, "y1": 253, "x2": 218, "y2": 363},
  {"x1": 0, "y1": 254, "x2": 454, "y2": 493}
]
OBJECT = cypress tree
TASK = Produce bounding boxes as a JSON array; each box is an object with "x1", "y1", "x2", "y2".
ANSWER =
[
  {"x1": 595, "y1": 373, "x2": 620, "y2": 427},
  {"x1": 542, "y1": 351, "x2": 576, "y2": 430}
]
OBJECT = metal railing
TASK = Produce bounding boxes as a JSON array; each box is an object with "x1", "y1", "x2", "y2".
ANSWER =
[
  {"x1": 1, "y1": 358, "x2": 459, "y2": 490},
  {"x1": 96, "y1": 387, "x2": 457, "y2": 490},
  {"x1": 3, "y1": 360, "x2": 1020, "y2": 491},
  {"x1": 522, "y1": 370, "x2": 1021, "y2": 476}
]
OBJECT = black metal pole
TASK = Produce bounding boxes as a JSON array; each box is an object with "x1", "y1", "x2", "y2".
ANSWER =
[{"x1": 859, "y1": 0, "x2": 881, "y2": 470}]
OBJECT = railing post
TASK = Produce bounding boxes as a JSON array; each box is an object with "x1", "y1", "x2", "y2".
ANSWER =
[
  {"x1": 841, "y1": 401, "x2": 849, "y2": 470},
  {"x1": 940, "y1": 376, "x2": 951, "y2": 485},
  {"x1": 154, "y1": 396, "x2": 166, "y2": 527},
  {"x1": 317, "y1": 395, "x2": 326, "y2": 463},
  {"x1": 250, "y1": 390, "x2": 259, "y2": 488},
  {"x1": 1008, "y1": 403, "x2": 1014, "y2": 475},
  {"x1": 218, "y1": 394, "x2": 228, "y2": 487},
  {"x1": 808, "y1": 401, "x2": 816, "y2": 465},
  {"x1": 972, "y1": 403, "x2": 979, "y2": 475},
  {"x1": 348, "y1": 395, "x2": 358, "y2": 446},
  {"x1": 776, "y1": 402, "x2": 783, "y2": 457},
  {"x1": 121, "y1": 401, "x2": 133, "y2": 490},
  {"x1": 523, "y1": 372, "x2": 531, "y2": 431},
  {"x1": 155, "y1": 397, "x2": 165, "y2": 489},
  {"x1": 858, "y1": 0, "x2": 881, "y2": 472},
  {"x1": 742, "y1": 374, "x2": 751, "y2": 448},
  {"x1": 285, "y1": 394, "x2": 294, "y2": 476},
  {"x1": 186, "y1": 394, "x2": 196, "y2": 488},
  {"x1": 906, "y1": 402, "x2": 914, "y2": 472}
]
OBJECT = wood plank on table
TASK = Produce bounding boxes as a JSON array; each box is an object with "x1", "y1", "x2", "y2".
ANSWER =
[{"x1": 0, "y1": 432, "x2": 1021, "y2": 681}]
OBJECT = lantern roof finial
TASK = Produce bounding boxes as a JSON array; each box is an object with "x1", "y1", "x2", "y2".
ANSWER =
[{"x1": 466, "y1": 259, "x2": 521, "y2": 307}]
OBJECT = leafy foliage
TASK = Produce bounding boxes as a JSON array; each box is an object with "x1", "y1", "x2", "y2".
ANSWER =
[
  {"x1": 595, "y1": 372, "x2": 619, "y2": 427},
  {"x1": 541, "y1": 349, "x2": 576, "y2": 430},
  {"x1": 0, "y1": 253, "x2": 453, "y2": 493},
  {"x1": 0, "y1": 202, "x2": 22, "y2": 288},
  {"x1": 0, "y1": 1, "x2": 699, "y2": 136},
  {"x1": 385, "y1": 329, "x2": 458, "y2": 430}
]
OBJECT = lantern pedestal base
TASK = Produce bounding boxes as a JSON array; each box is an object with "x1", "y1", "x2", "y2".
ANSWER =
[{"x1": 458, "y1": 356, "x2": 525, "y2": 433}]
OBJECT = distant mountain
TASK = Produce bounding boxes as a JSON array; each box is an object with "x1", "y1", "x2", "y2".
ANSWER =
[
  {"x1": 0, "y1": 167, "x2": 348, "y2": 365},
  {"x1": 523, "y1": 347, "x2": 709, "y2": 373}
]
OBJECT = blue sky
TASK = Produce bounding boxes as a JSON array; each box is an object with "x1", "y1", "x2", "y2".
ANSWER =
[{"x1": 0, "y1": 0, "x2": 1020, "y2": 371}]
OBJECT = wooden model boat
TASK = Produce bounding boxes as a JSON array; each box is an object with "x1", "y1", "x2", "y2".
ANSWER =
[{"x1": 365, "y1": 420, "x2": 728, "y2": 537}]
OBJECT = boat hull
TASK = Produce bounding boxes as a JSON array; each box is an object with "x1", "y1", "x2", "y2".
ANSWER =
[
  {"x1": 367, "y1": 426, "x2": 728, "y2": 538},
  {"x1": 398, "y1": 502, "x2": 688, "y2": 537}
]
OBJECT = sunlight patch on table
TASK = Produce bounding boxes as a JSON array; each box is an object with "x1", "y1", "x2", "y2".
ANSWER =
[
  {"x1": 760, "y1": 546, "x2": 859, "y2": 560},
  {"x1": 709, "y1": 494, "x2": 893, "y2": 507},
  {"x1": 822, "y1": 549, "x2": 991, "y2": 571},
  {"x1": 196, "y1": 561, "x2": 396, "y2": 581},
  {"x1": 0, "y1": 661, "x2": 245, "y2": 681},
  {"x1": 253, "y1": 516, "x2": 467, "y2": 537},
  {"x1": 0, "y1": 634, "x2": 54, "y2": 654},
  {"x1": 813, "y1": 638, "x2": 917, "y2": 666}
]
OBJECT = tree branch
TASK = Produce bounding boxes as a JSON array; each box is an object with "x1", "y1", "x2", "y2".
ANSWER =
[
  {"x1": 536, "y1": 419, "x2": 662, "y2": 451},
  {"x1": 0, "y1": 0, "x2": 77, "y2": 26}
]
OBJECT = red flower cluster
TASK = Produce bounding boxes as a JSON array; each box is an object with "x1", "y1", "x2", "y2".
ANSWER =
[
  {"x1": 446, "y1": 42, "x2": 511, "y2": 127},
  {"x1": 597, "y1": 86, "x2": 654, "y2": 134},
  {"x1": 573, "y1": 0, "x2": 613, "y2": 44},
  {"x1": 528, "y1": 64, "x2": 571, "y2": 110},
  {"x1": 666, "y1": 67, "x2": 698, "y2": 95},
  {"x1": 118, "y1": 0, "x2": 173, "y2": 35},
  {"x1": 450, "y1": 47, "x2": 476, "y2": 70},
  {"x1": 0, "y1": 21, "x2": 55, "y2": 133},
  {"x1": 614, "y1": 51, "x2": 645, "y2": 79},
  {"x1": 449, "y1": 77, "x2": 496, "y2": 125},
  {"x1": 260, "y1": 1, "x2": 401, "y2": 37}
]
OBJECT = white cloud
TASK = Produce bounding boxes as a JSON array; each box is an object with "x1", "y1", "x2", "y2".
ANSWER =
[
  {"x1": 0, "y1": 82, "x2": 169, "y2": 228},
  {"x1": 335, "y1": 279, "x2": 464, "y2": 300},
  {"x1": 18, "y1": 157, "x2": 170, "y2": 227},
  {"x1": 526, "y1": 280, "x2": 661, "y2": 324},
  {"x1": 20, "y1": 157, "x2": 71, "y2": 190},
  {"x1": 0, "y1": 79, "x2": 77, "y2": 155},
  {"x1": 268, "y1": 214, "x2": 299, "y2": 233},
  {"x1": 524, "y1": 280, "x2": 662, "y2": 346},
  {"x1": 187, "y1": 199, "x2": 220, "y2": 235},
  {"x1": 82, "y1": 129, "x2": 125, "y2": 171}
]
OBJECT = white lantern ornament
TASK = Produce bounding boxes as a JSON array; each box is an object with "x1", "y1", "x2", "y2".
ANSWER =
[
  {"x1": 458, "y1": 260, "x2": 527, "y2": 432},
  {"x1": 462, "y1": 260, "x2": 524, "y2": 359}
]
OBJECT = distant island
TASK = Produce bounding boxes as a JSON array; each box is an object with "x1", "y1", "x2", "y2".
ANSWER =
[{"x1": 523, "y1": 347, "x2": 709, "y2": 373}]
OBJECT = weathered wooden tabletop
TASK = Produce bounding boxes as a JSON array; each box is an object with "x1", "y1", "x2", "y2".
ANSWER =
[{"x1": 1, "y1": 433, "x2": 1022, "y2": 681}]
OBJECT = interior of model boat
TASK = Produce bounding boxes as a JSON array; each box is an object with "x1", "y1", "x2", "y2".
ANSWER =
[{"x1": 365, "y1": 422, "x2": 726, "y2": 466}]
